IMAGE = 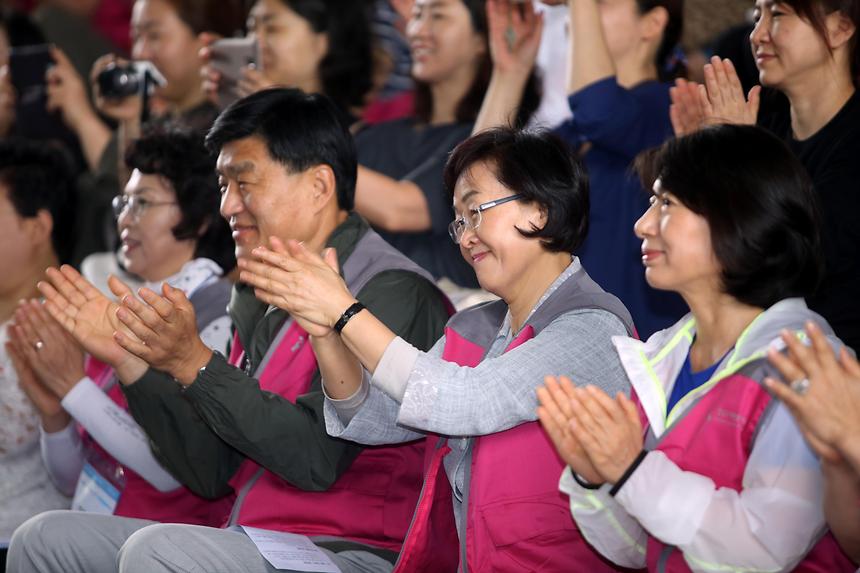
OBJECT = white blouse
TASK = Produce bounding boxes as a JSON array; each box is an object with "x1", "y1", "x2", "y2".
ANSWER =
[{"x1": 0, "y1": 321, "x2": 69, "y2": 542}]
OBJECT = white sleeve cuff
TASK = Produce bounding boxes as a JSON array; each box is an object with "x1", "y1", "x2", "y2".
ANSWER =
[
  {"x1": 323, "y1": 369, "x2": 371, "y2": 425},
  {"x1": 614, "y1": 450, "x2": 713, "y2": 546},
  {"x1": 60, "y1": 376, "x2": 102, "y2": 412},
  {"x1": 369, "y1": 336, "x2": 420, "y2": 402},
  {"x1": 40, "y1": 420, "x2": 84, "y2": 496}
]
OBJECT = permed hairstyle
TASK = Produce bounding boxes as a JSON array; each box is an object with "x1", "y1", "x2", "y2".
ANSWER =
[
  {"x1": 443, "y1": 127, "x2": 590, "y2": 254},
  {"x1": 412, "y1": 0, "x2": 542, "y2": 126},
  {"x1": 776, "y1": 0, "x2": 860, "y2": 83},
  {"x1": 0, "y1": 139, "x2": 76, "y2": 264},
  {"x1": 636, "y1": 124, "x2": 823, "y2": 308},
  {"x1": 125, "y1": 129, "x2": 236, "y2": 274},
  {"x1": 205, "y1": 87, "x2": 357, "y2": 210}
]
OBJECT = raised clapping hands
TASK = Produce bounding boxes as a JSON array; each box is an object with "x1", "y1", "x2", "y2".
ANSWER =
[
  {"x1": 9, "y1": 299, "x2": 85, "y2": 398},
  {"x1": 669, "y1": 56, "x2": 761, "y2": 137},
  {"x1": 37, "y1": 265, "x2": 147, "y2": 383},
  {"x1": 538, "y1": 376, "x2": 644, "y2": 485},
  {"x1": 111, "y1": 283, "x2": 214, "y2": 386},
  {"x1": 5, "y1": 333, "x2": 70, "y2": 433},
  {"x1": 237, "y1": 237, "x2": 356, "y2": 338},
  {"x1": 765, "y1": 322, "x2": 860, "y2": 469},
  {"x1": 487, "y1": 0, "x2": 543, "y2": 76}
]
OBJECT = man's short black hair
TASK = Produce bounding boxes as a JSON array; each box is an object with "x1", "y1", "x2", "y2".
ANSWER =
[
  {"x1": 0, "y1": 138, "x2": 76, "y2": 263},
  {"x1": 126, "y1": 129, "x2": 236, "y2": 274},
  {"x1": 636, "y1": 124, "x2": 823, "y2": 308},
  {"x1": 443, "y1": 127, "x2": 590, "y2": 254},
  {"x1": 205, "y1": 88, "x2": 357, "y2": 211}
]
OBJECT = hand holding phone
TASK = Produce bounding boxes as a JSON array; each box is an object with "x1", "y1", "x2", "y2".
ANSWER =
[
  {"x1": 209, "y1": 37, "x2": 258, "y2": 108},
  {"x1": 9, "y1": 44, "x2": 75, "y2": 139}
]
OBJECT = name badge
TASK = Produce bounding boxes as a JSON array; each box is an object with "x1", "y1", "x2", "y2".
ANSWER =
[{"x1": 71, "y1": 462, "x2": 122, "y2": 514}]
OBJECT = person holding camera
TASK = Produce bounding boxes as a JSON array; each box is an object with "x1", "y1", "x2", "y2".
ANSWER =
[{"x1": 44, "y1": 0, "x2": 246, "y2": 263}]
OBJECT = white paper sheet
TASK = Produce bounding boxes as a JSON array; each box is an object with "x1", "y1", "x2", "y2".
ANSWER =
[{"x1": 241, "y1": 526, "x2": 342, "y2": 572}]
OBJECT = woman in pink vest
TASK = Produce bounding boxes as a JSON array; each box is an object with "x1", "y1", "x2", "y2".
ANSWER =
[
  {"x1": 8, "y1": 130, "x2": 236, "y2": 526},
  {"x1": 239, "y1": 127, "x2": 636, "y2": 571},
  {"x1": 538, "y1": 124, "x2": 856, "y2": 571}
]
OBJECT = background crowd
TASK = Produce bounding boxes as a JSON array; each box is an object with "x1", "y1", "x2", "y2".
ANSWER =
[{"x1": 0, "y1": 0, "x2": 858, "y2": 571}]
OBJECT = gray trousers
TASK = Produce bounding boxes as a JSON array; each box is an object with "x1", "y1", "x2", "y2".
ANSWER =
[{"x1": 6, "y1": 511, "x2": 394, "y2": 573}]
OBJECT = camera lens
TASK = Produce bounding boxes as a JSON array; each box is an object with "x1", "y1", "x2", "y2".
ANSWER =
[{"x1": 97, "y1": 63, "x2": 141, "y2": 99}]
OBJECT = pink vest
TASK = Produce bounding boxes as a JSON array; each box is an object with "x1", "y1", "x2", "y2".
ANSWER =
[
  {"x1": 224, "y1": 324, "x2": 424, "y2": 551},
  {"x1": 83, "y1": 357, "x2": 234, "y2": 526},
  {"x1": 393, "y1": 269, "x2": 637, "y2": 572},
  {"x1": 636, "y1": 367, "x2": 855, "y2": 572}
]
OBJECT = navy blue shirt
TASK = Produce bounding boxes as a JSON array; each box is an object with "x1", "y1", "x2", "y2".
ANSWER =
[
  {"x1": 555, "y1": 77, "x2": 686, "y2": 339},
  {"x1": 354, "y1": 118, "x2": 478, "y2": 288},
  {"x1": 667, "y1": 351, "x2": 722, "y2": 414}
]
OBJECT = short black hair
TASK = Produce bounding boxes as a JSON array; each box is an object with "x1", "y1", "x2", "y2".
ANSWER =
[
  {"x1": 636, "y1": 124, "x2": 822, "y2": 308},
  {"x1": 279, "y1": 0, "x2": 375, "y2": 114},
  {"x1": 443, "y1": 127, "x2": 589, "y2": 253},
  {"x1": 0, "y1": 138, "x2": 76, "y2": 263},
  {"x1": 206, "y1": 87, "x2": 357, "y2": 211},
  {"x1": 125, "y1": 129, "x2": 237, "y2": 274}
]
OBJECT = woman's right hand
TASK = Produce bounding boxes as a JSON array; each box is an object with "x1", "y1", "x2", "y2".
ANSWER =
[
  {"x1": 37, "y1": 265, "x2": 145, "y2": 375},
  {"x1": 537, "y1": 376, "x2": 605, "y2": 484},
  {"x1": 766, "y1": 322, "x2": 860, "y2": 468},
  {"x1": 486, "y1": 0, "x2": 543, "y2": 79},
  {"x1": 12, "y1": 299, "x2": 86, "y2": 399},
  {"x1": 6, "y1": 337, "x2": 71, "y2": 432},
  {"x1": 45, "y1": 47, "x2": 99, "y2": 133},
  {"x1": 669, "y1": 78, "x2": 708, "y2": 136},
  {"x1": 237, "y1": 65, "x2": 276, "y2": 99},
  {"x1": 90, "y1": 53, "x2": 143, "y2": 123},
  {"x1": 198, "y1": 32, "x2": 222, "y2": 106}
]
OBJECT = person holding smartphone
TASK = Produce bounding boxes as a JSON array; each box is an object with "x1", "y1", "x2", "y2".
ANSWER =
[
  {"x1": 44, "y1": 0, "x2": 246, "y2": 263},
  {"x1": 200, "y1": 0, "x2": 375, "y2": 122}
]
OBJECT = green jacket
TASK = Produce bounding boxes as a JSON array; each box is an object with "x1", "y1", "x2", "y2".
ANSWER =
[{"x1": 123, "y1": 214, "x2": 449, "y2": 498}]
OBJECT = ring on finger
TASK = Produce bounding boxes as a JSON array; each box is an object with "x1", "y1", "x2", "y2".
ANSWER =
[
  {"x1": 34, "y1": 340, "x2": 45, "y2": 351},
  {"x1": 790, "y1": 377, "x2": 811, "y2": 396}
]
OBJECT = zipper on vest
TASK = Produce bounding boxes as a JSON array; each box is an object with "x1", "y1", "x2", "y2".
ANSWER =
[
  {"x1": 657, "y1": 545, "x2": 674, "y2": 573},
  {"x1": 227, "y1": 467, "x2": 265, "y2": 527},
  {"x1": 459, "y1": 439, "x2": 474, "y2": 573},
  {"x1": 392, "y1": 437, "x2": 447, "y2": 571}
]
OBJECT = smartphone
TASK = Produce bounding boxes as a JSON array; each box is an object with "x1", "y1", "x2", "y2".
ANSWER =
[
  {"x1": 8, "y1": 44, "x2": 71, "y2": 141},
  {"x1": 9, "y1": 44, "x2": 83, "y2": 161},
  {"x1": 209, "y1": 37, "x2": 258, "y2": 109}
]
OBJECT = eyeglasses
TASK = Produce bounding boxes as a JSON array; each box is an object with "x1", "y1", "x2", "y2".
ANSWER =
[
  {"x1": 448, "y1": 194, "x2": 522, "y2": 244},
  {"x1": 112, "y1": 194, "x2": 177, "y2": 222}
]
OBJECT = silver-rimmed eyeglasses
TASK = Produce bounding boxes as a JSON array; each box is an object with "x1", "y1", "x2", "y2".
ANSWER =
[
  {"x1": 448, "y1": 194, "x2": 523, "y2": 244},
  {"x1": 112, "y1": 194, "x2": 178, "y2": 222}
]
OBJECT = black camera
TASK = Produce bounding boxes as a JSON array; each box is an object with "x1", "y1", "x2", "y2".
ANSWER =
[{"x1": 96, "y1": 61, "x2": 164, "y2": 100}]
